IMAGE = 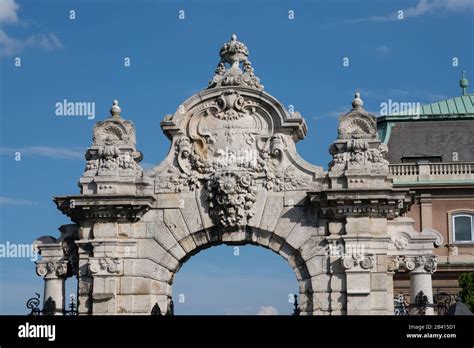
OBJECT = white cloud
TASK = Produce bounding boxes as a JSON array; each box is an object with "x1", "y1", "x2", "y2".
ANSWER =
[
  {"x1": 376, "y1": 45, "x2": 390, "y2": 55},
  {"x1": 360, "y1": 88, "x2": 448, "y2": 103},
  {"x1": 0, "y1": 196, "x2": 34, "y2": 205},
  {"x1": 0, "y1": 30, "x2": 62, "y2": 56},
  {"x1": 346, "y1": 0, "x2": 474, "y2": 23},
  {"x1": 314, "y1": 106, "x2": 347, "y2": 120},
  {"x1": 0, "y1": 146, "x2": 83, "y2": 159},
  {"x1": 0, "y1": 0, "x2": 20, "y2": 25},
  {"x1": 257, "y1": 305, "x2": 279, "y2": 315},
  {"x1": 0, "y1": 0, "x2": 62, "y2": 57}
]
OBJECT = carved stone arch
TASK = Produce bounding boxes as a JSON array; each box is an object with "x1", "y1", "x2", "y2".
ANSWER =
[
  {"x1": 43, "y1": 35, "x2": 443, "y2": 316},
  {"x1": 146, "y1": 224, "x2": 322, "y2": 315}
]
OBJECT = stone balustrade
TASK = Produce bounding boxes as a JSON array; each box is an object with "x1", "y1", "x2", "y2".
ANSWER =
[{"x1": 389, "y1": 162, "x2": 474, "y2": 182}]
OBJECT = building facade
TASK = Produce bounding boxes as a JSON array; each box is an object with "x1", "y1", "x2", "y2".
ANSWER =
[
  {"x1": 34, "y1": 35, "x2": 443, "y2": 315},
  {"x1": 378, "y1": 75, "x2": 474, "y2": 304}
]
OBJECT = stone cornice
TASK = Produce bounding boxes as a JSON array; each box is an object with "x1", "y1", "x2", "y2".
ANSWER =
[
  {"x1": 54, "y1": 195, "x2": 155, "y2": 223},
  {"x1": 309, "y1": 189, "x2": 412, "y2": 219}
]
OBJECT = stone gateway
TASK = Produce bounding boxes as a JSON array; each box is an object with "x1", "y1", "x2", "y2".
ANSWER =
[{"x1": 34, "y1": 35, "x2": 442, "y2": 315}]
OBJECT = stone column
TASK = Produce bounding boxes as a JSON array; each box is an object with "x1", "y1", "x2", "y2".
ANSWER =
[
  {"x1": 405, "y1": 255, "x2": 437, "y2": 315},
  {"x1": 36, "y1": 261, "x2": 68, "y2": 315}
]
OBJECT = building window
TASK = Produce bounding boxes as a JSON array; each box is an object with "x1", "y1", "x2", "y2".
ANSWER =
[
  {"x1": 452, "y1": 214, "x2": 474, "y2": 242},
  {"x1": 401, "y1": 155, "x2": 442, "y2": 163}
]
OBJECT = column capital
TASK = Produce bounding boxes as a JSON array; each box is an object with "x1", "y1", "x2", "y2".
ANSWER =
[
  {"x1": 387, "y1": 255, "x2": 437, "y2": 274},
  {"x1": 36, "y1": 261, "x2": 68, "y2": 279}
]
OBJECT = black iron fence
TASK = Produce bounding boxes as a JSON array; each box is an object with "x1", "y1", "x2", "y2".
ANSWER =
[
  {"x1": 28, "y1": 291, "x2": 462, "y2": 316},
  {"x1": 394, "y1": 291, "x2": 457, "y2": 316},
  {"x1": 151, "y1": 300, "x2": 174, "y2": 316},
  {"x1": 26, "y1": 293, "x2": 78, "y2": 316}
]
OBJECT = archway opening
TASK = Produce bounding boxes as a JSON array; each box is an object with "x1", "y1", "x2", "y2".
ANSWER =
[{"x1": 172, "y1": 244, "x2": 299, "y2": 315}]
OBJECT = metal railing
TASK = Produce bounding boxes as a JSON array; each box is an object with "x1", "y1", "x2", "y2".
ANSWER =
[
  {"x1": 26, "y1": 293, "x2": 78, "y2": 316},
  {"x1": 394, "y1": 291, "x2": 457, "y2": 316}
]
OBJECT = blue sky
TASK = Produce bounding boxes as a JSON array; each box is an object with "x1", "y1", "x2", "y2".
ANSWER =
[{"x1": 0, "y1": 0, "x2": 473, "y2": 314}]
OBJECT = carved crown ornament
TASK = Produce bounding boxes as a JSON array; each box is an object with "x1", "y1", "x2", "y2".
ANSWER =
[{"x1": 208, "y1": 34, "x2": 264, "y2": 91}]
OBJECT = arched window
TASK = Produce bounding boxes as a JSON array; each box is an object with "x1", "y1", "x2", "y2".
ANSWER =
[{"x1": 452, "y1": 213, "x2": 474, "y2": 243}]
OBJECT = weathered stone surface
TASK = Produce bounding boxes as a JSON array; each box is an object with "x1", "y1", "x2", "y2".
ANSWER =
[
  {"x1": 371, "y1": 291, "x2": 388, "y2": 310},
  {"x1": 259, "y1": 195, "x2": 284, "y2": 238},
  {"x1": 311, "y1": 273, "x2": 331, "y2": 291},
  {"x1": 35, "y1": 36, "x2": 442, "y2": 316},
  {"x1": 299, "y1": 237, "x2": 325, "y2": 261},
  {"x1": 93, "y1": 222, "x2": 118, "y2": 238},
  {"x1": 179, "y1": 198, "x2": 205, "y2": 235},
  {"x1": 371, "y1": 273, "x2": 388, "y2": 291},
  {"x1": 305, "y1": 256, "x2": 327, "y2": 276}
]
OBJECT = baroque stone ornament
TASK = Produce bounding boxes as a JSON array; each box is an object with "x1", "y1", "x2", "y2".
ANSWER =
[
  {"x1": 393, "y1": 235, "x2": 409, "y2": 250},
  {"x1": 89, "y1": 258, "x2": 123, "y2": 275},
  {"x1": 341, "y1": 254, "x2": 375, "y2": 270},
  {"x1": 151, "y1": 39, "x2": 314, "y2": 226},
  {"x1": 390, "y1": 255, "x2": 438, "y2": 274},
  {"x1": 206, "y1": 171, "x2": 257, "y2": 227},
  {"x1": 35, "y1": 35, "x2": 444, "y2": 316},
  {"x1": 329, "y1": 93, "x2": 389, "y2": 172},
  {"x1": 36, "y1": 261, "x2": 68, "y2": 278},
  {"x1": 81, "y1": 100, "x2": 144, "y2": 194},
  {"x1": 387, "y1": 256, "x2": 400, "y2": 272},
  {"x1": 208, "y1": 34, "x2": 264, "y2": 91}
]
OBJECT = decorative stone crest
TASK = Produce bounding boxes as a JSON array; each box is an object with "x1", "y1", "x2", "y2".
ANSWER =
[{"x1": 153, "y1": 87, "x2": 311, "y2": 203}]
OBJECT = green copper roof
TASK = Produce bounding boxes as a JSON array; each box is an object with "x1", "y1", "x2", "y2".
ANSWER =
[
  {"x1": 378, "y1": 71, "x2": 474, "y2": 121},
  {"x1": 427, "y1": 94, "x2": 474, "y2": 115},
  {"x1": 377, "y1": 73, "x2": 474, "y2": 144},
  {"x1": 379, "y1": 93, "x2": 474, "y2": 120}
]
